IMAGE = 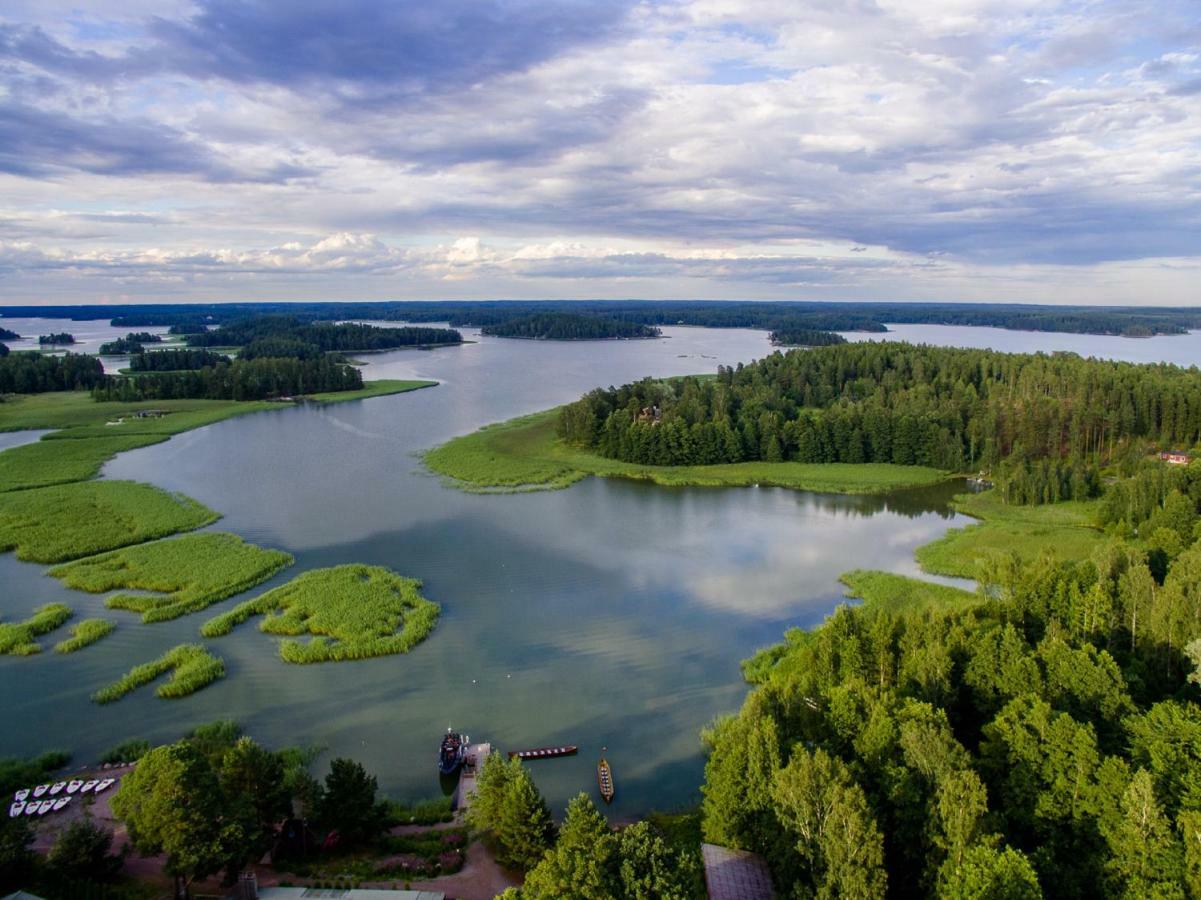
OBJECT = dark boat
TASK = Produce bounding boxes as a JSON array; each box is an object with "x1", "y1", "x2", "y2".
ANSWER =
[
  {"x1": 438, "y1": 729, "x2": 467, "y2": 775},
  {"x1": 508, "y1": 745, "x2": 579, "y2": 761},
  {"x1": 597, "y1": 751, "x2": 614, "y2": 804}
]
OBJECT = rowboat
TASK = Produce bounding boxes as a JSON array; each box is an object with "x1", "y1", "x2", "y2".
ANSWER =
[
  {"x1": 23, "y1": 803, "x2": 38, "y2": 817},
  {"x1": 508, "y1": 745, "x2": 578, "y2": 761},
  {"x1": 81, "y1": 780, "x2": 98, "y2": 794},
  {"x1": 95, "y1": 778, "x2": 115, "y2": 793},
  {"x1": 49, "y1": 782, "x2": 66, "y2": 795},
  {"x1": 32, "y1": 784, "x2": 48, "y2": 798},
  {"x1": 14, "y1": 789, "x2": 29, "y2": 802},
  {"x1": 36, "y1": 799, "x2": 54, "y2": 815},
  {"x1": 9, "y1": 802, "x2": 24, "y2": 818},
  {"x1": 52, "y1": 796, "x2": 71, "y2": 812},
  {"x1": 66, "y1": 781, "x2": 82, "y2": 794},
  {"x1": 597, "y1": 753, "x2": 614, "y2": 804}
]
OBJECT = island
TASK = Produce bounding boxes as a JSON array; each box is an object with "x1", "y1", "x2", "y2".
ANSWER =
[
  {"x1": 480, "y1": 312, "x2": 662, "y2": 340},
  {"x1": 38, "y1": 332, "x2": 75, "y2": 345}
]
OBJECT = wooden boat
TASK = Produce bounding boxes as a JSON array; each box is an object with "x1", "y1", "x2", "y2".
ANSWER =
[
  {"x1": 36, "y1": 799, "x2": 54, "y2": 815},
  {"x1": 32, "y1": 784, "x2": 48, "y2": 798},
  {"x1": 597, "y1": 753, "x2": 614, "y2": 804},
  {"x1": 9, "y1": 802, "x2": 24, "y2": 818},
  {"x1": 81, "y1": 780, "x2": 98, "y2": 794},
  {"x1": 95, "y1": 778, "x2": 115, "y2": 793},
  {"x1": 49, "y1": 782, "x2": 66, "y2": 795},
  {"x1": 52, "y1": 796, "x2": 71, "y2": 812},
  {"x1": 66, "y1": 780, "x2": 83, "y2": 794},
  {"x1": 508, "y1": 745, "x2": 578, "y2": 761},
  {"x1": 13, "y1": 789, "x2": 29, "y2": 802}
]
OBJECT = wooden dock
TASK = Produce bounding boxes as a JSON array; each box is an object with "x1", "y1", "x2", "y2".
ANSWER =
[{"x1": 452, "y1": 741, "x2": 492, "y2": 814}]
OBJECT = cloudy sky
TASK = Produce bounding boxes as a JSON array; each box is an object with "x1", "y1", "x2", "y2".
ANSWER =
[{"x1": 0, "y1": 0, "x2": 1199, "y2": 305}]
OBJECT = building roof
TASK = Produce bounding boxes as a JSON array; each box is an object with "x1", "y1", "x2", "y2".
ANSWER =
[{"x1": 702, "y1": 842, "x2": 774, "y2": 899}]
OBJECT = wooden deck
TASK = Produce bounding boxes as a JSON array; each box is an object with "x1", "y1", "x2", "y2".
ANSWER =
[{"x1": 452, "y1": 742, "x2": 492, "y2": 814}]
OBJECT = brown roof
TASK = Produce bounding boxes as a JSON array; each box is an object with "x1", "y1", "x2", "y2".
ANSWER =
[{"x1": 702, "y1": 842, "x2": 774, "y2": 899}]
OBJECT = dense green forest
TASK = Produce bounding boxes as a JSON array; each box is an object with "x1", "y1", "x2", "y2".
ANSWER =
[
  {"x1": 185, "y1": 316, "x2": 461, "y2": 351},
  {"x1": 0, "y1": 344, "x2": 7, "y2": 358},
  {"x1": 480, "y1": 312, "x2": 661, "y2": 340},
  {"x1": 769, "y1": 326, "x2": 848, "y2": 346},
  {"x1": 93, "y1": 357, "x2": 361, "y2": 401},
  {"x1": 0, "y1": 328, "x2": 20, "y2": 341},
  {"x1": 128, "y1": 349, "x2": 231, "y2": 371},
  {"x1": 238, "y1": 336, "x2": 324, "y2": 360},
  {"x1": 38, "y1": 333, "x2": 74, "y2": 345},
  {"x1": 0, "y1": 353, "x2": 107, "y2": 394},
  {"x1": 555, "y1": 344, "x2": 1201, "y2": 495},
  {"x1": 98, "y1": 332, "x2": 162, "y2": 354}
]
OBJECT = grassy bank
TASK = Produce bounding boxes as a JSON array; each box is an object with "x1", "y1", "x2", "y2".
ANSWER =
[
  {"x1": 307, "y1": 378, "x2": 437, "y2": 403},
  {"x1": 51, "y1": 532, "x2": 294, "y2": 623},
  {"x1": 54, "y1": 618, "x2": 116, "y2": 653},
  {"x1": 0, "y1": 603, "x2": 72, "y2": 655},
  {"x1": 839, "y1": 570, "x2": 979, "y2": 616},
  {"x1": 424, "y1": 408, "x2": 950, "y2": 494},
  {"x1": 91, "y1": 643, "x2": 226, "y2": 703},
  {"x1": 915, "y1": 490, "x2": 1105, "y2": 578},
  {"x1": 202, "y1": 564, "x2": 440, "y2": 663},
  {"x1": 0, "y1": 480, "x2": 218, "y2": 563}
]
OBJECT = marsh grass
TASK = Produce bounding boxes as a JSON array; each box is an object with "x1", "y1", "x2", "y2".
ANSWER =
[
  {"x1": 53, "y1": 618, "x2": 116, "y2": 653},
  {"x1": 0, "y1": 480, "x2": 218, "y2": 563},
  {"x1": 839, "y1": 570, "x2": 979, "y2": 616},
  {"x1": 51, "y1": 532, "x2": 293, "y2": 622},
  {"x1": 0, "y1": 603, "x2": 73, "y2": 655},
  {"x1": 0, "y1": 434, "x2": 167, "y2": 492},
  {"x1": 91, "y1": 643, "x2": 225, "y2": 703},
  {"x1": 202, "y1": 564, "x2": 440, "y2": 663},
  {"x1": 424, "y1": 408, "x2": 949, "y2": 495}
]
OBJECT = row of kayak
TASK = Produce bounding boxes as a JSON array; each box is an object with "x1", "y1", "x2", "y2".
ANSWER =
[
  {"x1": 11, "y1": 777, "x2": 116, "y2": 812},
  {"x1": 10, "y1": 796, "x2": 73, "y2": 818}
]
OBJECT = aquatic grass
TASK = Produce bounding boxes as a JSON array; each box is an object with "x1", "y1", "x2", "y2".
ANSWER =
[
  {"x1": 0, "y1": 603, "x2": 73, "y2": 655},
  {"x1": 0, "y1": 480, "x2": 218, "y2": 563},
  {"x1": 91, "y1": 643, "x2": 226, "y2": 703},
  {"x1": 0, "y1": 434, "x2": 166, "y2": 492},
  {"x1": 839, "y1": 570, "x2": 979, "y2": 617},
  {"x1": 424, "y1": 408, "x2": 949, "y2": 495},
  {"x1": 202, "y1": 564, "x2": 440, "y2": 663},
  {"x1": 53, "y1": 618, "x2": 116, "y2": 653},
  {"x1": 50, "y1": 532, "x2": 293, "y2": 623},
  {"x1": 99, "y1": 738, "x2": 150, "y2": 764}
]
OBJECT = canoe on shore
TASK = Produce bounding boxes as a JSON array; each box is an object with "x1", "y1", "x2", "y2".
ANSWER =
[
  {"x1": 597, "y1": 756, "x2": 614, "y2": 804},
  {"x1": 508, "y1": 745, "x2": 578, "y2": 761}
]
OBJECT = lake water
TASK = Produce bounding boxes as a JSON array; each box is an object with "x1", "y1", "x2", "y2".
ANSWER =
[{"x1": 0, "y1": 319, "x2": 1198, "y2": 815}]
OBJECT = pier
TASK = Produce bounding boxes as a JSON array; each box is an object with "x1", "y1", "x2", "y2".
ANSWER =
[{"x1": 452, "y1": 741, "x2": 492, "y2": 814}]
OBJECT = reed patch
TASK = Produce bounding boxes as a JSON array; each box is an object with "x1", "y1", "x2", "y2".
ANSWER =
[
  {"x1": 0, "y1": 603, "x2": 73, "y2": 655},
  {"x1": 53, "y1": 618, "x2": 116, "y2": 653},
  {"x1": 91, "y1": 643, "x2": 226, "y2": 703}
]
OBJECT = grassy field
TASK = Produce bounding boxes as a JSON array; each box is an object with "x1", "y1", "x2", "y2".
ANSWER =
[
  {"x1": 0, "y1": 480, "x2": 218, "y2": 563},
  {"x1": 424, "y1": 408, "x2": 950, "y2": 494},
  {"x1": 839, "y1": 570, "x2": 980, "y2": 616},
  {"x1": 54, "y1": 618, "x2": 116, "y2": 653},
  {"x1": 0, "y1": 393, "x2": 278, "y2": 434},
  {"x1": 202, "y1": 564, "x2": 440, "y2": 663},
  {"x1": 91, "y1": 643, "x2": 226, "y2": 703},
  {"x1": 307, "y1": 379, "x2": 437, "y2": 403},
  {"x1": 51, "y1": 532, "x2": 294, "y2": 623},
  {"x1": 0, "y1": 603, "x2": 73, "y2": 655},
  {"x1": 914, "y1": 490, "x2": 1106, "y2": 578}
]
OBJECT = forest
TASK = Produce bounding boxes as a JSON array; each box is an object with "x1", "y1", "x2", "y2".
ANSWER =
[
  {"x1": 92, "y1": 356, "x2": 362, "y2": 401},
  {"x1": 185, "y1": 316, "x2": 462, "y2": 351},
  {"x1": 480, "y1": 312, "x2": 661, "y2": 340},
  {"x1": 0, "y1": 327, "x2": 19, "y2": 341},
  {"x1": 555, "y1": 344, "x2": 1201, "y2": 497},
  {"x1": 37, "y1": 333, "x2": 74, "y2": 345},
  {"x1": 98, "y1": 332, "x2": 162, "y2": 354},
  {"x1": 0, "y1": 353, "x2": 107, "y2": 394},
  {"x1": 769, "y1": 325, "x2": 848, "y2": 346},
  {"x1": 128, "y1": 348, "x2": 231, "y2": 371}
]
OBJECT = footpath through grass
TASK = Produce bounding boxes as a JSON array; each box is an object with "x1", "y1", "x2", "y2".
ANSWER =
[
  {"x1": 51, "y1": 532, "x2": 293, "y2": 623},
  {"x1": 202, "y1": 564, "x2": 440, "y2": 663},
  {"x1": 424, "y1": 408, "x2": 950, "y2": 494},
  {"x1": 915, "y1": 490, "x2": 1105, "y2": 578}
]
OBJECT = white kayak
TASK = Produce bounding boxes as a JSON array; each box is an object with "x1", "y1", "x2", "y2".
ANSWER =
[
  {"x1": 49, "y1": 782, "x2": 66, "y2": 795},
  {"x1": 94, "y1": 778, "x2": 116, "y2": 793},
  {"x1": 32, "y1": 784, "x2": 48, "y2": 798},
  {"x1": 9, "y1": 802, "x2": 24, "y2": 818},
  {"x1": 23, "y1": 802, "x2": 38, "y2": 817},
  {"x1": 52, "y1": 796, "x2": 71, "y2": 812},
  {"x1": 36, "y1": 799, "x2": 54, "y2": 815},
  {"x1": 13, "y1": 789, "x2": 29, "y2": 802},
  {"x1": 80, "y1": 780, "x2": 98, "y2": 794},
  {"x1": 66, "y1": 780, "x2": 83, "y2": 794}
]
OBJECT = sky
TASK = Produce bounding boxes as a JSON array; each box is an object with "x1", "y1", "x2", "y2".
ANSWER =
[{"x1": 0, "y1": 0, "x2": 1199, "y2": 306}]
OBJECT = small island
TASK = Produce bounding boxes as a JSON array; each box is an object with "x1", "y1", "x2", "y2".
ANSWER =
[
  {"x1": 0, "y1": 326, "x2": 20, "y2": 341},
  {"x1": 768, "y1": 326, "x2": 847, "y2": 346},
  {"x1": 98, "y1": 332, "x2": 163, "y2": 354},
  {"x1": 38, "y1": 332, "x2": 76, "y2": 345},
  {"x1": 480, "y1": 312, "x2": 662, "y2": 341}
]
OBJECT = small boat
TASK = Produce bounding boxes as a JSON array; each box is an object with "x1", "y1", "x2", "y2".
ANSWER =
[
  {"x1": 36, "y1": 799, "x2": 54, "y2": 815},
  {"x1": 438, "y1": 729, "x2": 468, "y2": 776},
  {"x1": 13, "y1": 789, "x2": 29, "y2": 802},
  {"x1": 52, "y1": 796, "x2": 71, "y2": 812},
  {"x1": 81, "y1": 780, "x2": 98, "y2": 794},
  {"x1": 94, "y1": 778, "x2": 115, "y2": 793},
  {"x1": 49, "y1": 782, "x2": 66, "y2": 795},
  {"x1": 32, "y1": 784, "x2": 48, "y2": 798},
  {"x1": 23, "y1": 803, "x2": 38, "y2": 817},
  {"x1": 66, "y1": 780, "x2": 83, "y2": 794},
  {"x1": 9, "y1": 802, "x2": 24, "y2": 818},
  {"x1": 508, "y1": 745, "x2": 579, "y2": 761},
  {"x1": 597, "y1": 752, "x2": 614, "y2": 804}
]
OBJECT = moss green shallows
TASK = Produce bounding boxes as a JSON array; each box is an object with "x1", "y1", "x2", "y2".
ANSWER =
[
  {"x1": 424, "y1": 408, "x2": 949, "y2": 495},
  {"x1": 838, "y1": 570, "x2": 979, "y2": 617},
  {"x1": 0, "y1": 481, "x2": 218, "y2": 563},
  {"x1": 0, "y1": 603, "x2": 73, "y2": 656},
  {"x1": 53, "y1": 618, "x2": 116, "y2": 654},
  {"x1": 202, "y1": 564, "x2": 441, "y2": 663},
  {"x1": 50, "y1": 532, "x2": 294, "y2": 623},
  {"x1": 91, "y1": 643, "x2": 225, "y2": 703}
]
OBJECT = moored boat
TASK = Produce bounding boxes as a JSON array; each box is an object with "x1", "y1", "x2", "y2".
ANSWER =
[
  {"x1": 438, "y1": 729, "x2": 468, "y2": 775},
  {"x1": 508, "y1": 745, "x2": 579, "y2": 760},
  {"x1": 597, "y1": 752, "x2": 614, "y2": 804},
  {"x1": 32, "y1": 784, "x2": 48, "y2": 798},
  {"x1": 66, "y1": 780, "x2": 82, "y2": 794},
  {"x1": 81, "y1": 780, "x2": 98, "y2": 794},
  {"x1": 52, "y1": 796, "x2": 71, "y2": 812},
  {"x1": 14, "y1": 789, "x2": 29, "y2": 802},
  {"x1": 36, "y1": 799, "x2": 54, "y2": 815},
  {"x1": 49, "y1": 782, "x2": 65, "y2": 795},
  {"x1": 95, "y1": 778, "x2": 115, "y2": 793},
  {"x1": 9, "y1": 802, "x2": 24, "y2": 818},
  {"x1": 23, "y1": 802, "x2": 38, "y2": 817}
]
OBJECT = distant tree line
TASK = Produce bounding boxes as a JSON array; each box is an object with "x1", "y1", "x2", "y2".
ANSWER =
[
  {"x1": 128, "y1": 349, "x2": 231, "y2": 371},
  {"x1": 98, "y1": 333, "x2": 163, "y2": 354},
  {"x1": 185, "y1": 316, "x2": 461, "y2": 352},
  {"x1": 768, "y1": 325, "x2": 848, "y2": 346},
  {"x1": 555, "y1": 344, "x2": 1201, "y2": 493},
  {"x1": 238, "y1": 337, "x2": 323, "y2": 360},
  {"x1": 481, "y1": 312, "x2": 661, "y2": 340},
  {"x1": 38, "y1": 333, "x2": 75, "y2": 345},
  {"x1": 0, "y1": 328, "x2": 20, "y2": 341},
  {"x1": 0, "y1": 353, "x2": 106, "y2": 393},
  {"x1": 0, "y1": 344, "x2": 7, "y2": 358},
  {"x1": 93, "y1": 357, "x2": 362, "y2": 401}
]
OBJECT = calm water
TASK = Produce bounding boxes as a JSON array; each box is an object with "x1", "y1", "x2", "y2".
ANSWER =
[{"x1": 0, "y1": 319, "x2": 1197, "y2": 815}]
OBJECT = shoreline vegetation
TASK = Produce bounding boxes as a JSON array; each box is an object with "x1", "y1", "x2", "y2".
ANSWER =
[
  {"x1": 424, "y1": 407, "x2": 951, "y2": 494},
  {"x1": 0, "y1": 603, "x2": 73, "y2": 656},
  {"x1": 91, "y1": 643, "x2": 226, "y2": 703}
]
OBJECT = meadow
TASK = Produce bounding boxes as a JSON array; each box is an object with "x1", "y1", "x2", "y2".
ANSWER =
[
  {"x1": 0, "y1": 603, "x2": 73, "y2": 656},
  {"x1": 0, "y1": 480, "x2": 218, "y2": 563},
  {"x1": 51, "y1": 532, "x2": 294, "y2": 623},
  {"x1": 838, "y1": 570, "x2": 979, "y2": 616},
  {"x1": 424, "y1": 408, "x2": 949, "y2": 494},
  {"x1": 91, "y1": 643, "x2": 226, "y2": 703},
  {"x1": 53, "y1": 618, "x2": 116, "y2": 653},
  {"x1": 201, "y1": 564, "x2": 440, "y2": 663},
  {"x1": 914, "y1": 490, "x2": 1106, "y2": 578}
]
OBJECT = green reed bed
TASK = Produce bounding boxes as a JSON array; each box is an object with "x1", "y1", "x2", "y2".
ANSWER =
[
  {"x1": 51, "y1": 532, "x2": 294, "y2": 623},
  {"x1": 0, "y1": 434, "x2": 166, "y2": 492},
  {"x1": 202, "y1": 564, "x2": 440, "y2": 663},
  {"x1": 0, "y1": 480, "x2": 218, "y2": 563},
  {"x1": 91, "y1": 643, "x2": 226, "y2": 703},
  {"x1": 0, "y1": 603, "x2": 73, "y2": 655},
  {"x1": 53, "y1": 618, "x2": 116, "y2": 653}
]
